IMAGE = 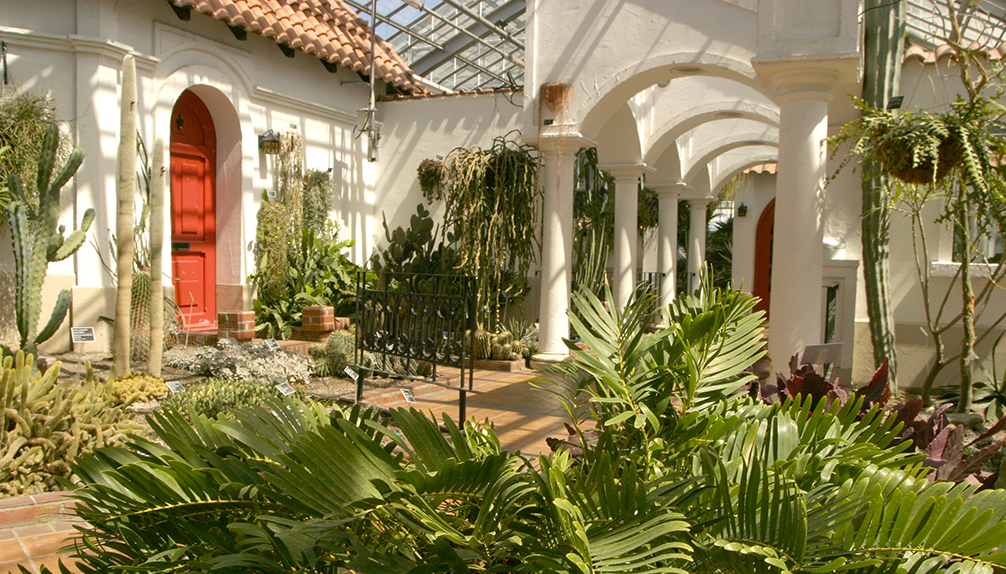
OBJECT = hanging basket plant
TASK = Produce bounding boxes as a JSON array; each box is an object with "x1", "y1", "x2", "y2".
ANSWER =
[
  {"x1": 830, "y1": 97, "x2": 996, "y2": 187},
  {"x1": 417, "y1": 157, "x2": 445, "y2": 201}
]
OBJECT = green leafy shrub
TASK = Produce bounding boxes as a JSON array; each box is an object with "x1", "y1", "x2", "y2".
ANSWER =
[
  {"x1": 107, "y1": 371, "x2": 168, "y2": 405},
  {"x1": 252, "y1": 220, "x2": 360, "y2": 339},
  {"x1": 160, "y1": 377, "x2": 283, "y2": 419},
  {"x1": 0, "y1": 352, "x2": 138, "y2": 497}
]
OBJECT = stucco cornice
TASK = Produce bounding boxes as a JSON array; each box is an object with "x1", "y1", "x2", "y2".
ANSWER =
[
  {"x1": 252, "y1": 86, "x2": 358, "y2": 125},
  {"x1": 0, "y1": 27, "x2": 158, "y2": 70},
  {"x1": 751, "y1": 52, "x2": 860, "y2": 100},
  {"x1": 523, "y1": 131, "x2": 595, "y2": 157}
]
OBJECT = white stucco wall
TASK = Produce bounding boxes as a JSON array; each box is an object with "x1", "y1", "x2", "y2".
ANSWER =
[
  {"x1": 0, "y1": 0, "x2": 378, "y2": 351},
  {"x1": 375, "y1": 91, "x2": 525, "y2": 256}
]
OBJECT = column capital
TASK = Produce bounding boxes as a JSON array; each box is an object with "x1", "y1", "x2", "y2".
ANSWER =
[
  {"x1": 650, "y1": 182, "x2": 686, "y2": 200},
  {"x1": 523, "y1": 132, "x2": 596, "y2": 158},
  {"x1": 597, "y1": 162, "x2": 656, "y2": 182},
  {"x1": 686, "y1": 197, "x2": 714, "y2": 209},
  {"x1": 751, "y1": 53, "x2": 859, "y2": 102}
]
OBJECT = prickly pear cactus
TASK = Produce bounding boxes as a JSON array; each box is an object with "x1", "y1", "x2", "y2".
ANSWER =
[{"x1": 7, "y1": 122, "x2": 93, "y2": 357}]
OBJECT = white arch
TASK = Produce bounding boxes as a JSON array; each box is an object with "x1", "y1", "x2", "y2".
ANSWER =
[
  {"x1": 712, "y1": 154, "x2": 779, "y2": 195},
  {"x1": 643, "y1": 102, "x2": 779, "y2": 166},
  {"x1": 595, "y1": 103, "x2": 644, "y2": 164},
  {"x1": 577, "y1": 53, "x2": 771, "y2": 140},
  {"x1": 682, "y1": 133, "x2": 779, "y2": 183},
  {"x1": 154, "y1": 49, "x2": 254, "y2": 291}
]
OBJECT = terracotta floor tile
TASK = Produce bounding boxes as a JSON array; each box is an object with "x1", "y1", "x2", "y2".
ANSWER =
[{"x1": 0, "y1": 539, "x2": 27, "y2": 563}]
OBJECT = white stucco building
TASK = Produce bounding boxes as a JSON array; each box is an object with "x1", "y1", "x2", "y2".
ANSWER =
[{"x1": 2, "y1": 0, "x2": 1004, "y2": 391}]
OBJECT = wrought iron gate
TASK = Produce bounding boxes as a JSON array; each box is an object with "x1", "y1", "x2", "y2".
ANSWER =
[{"x1": 354, "y1": 272, "x2": 477, "y2": 421}]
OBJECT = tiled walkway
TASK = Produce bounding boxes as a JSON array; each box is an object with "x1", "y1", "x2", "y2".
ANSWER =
[{"x1": 362, "y1": 367, "x2": 573, "y2": 456}]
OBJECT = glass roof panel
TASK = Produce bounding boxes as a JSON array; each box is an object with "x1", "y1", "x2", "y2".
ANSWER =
[{"x1": 351, "y1": 0, "x2": 526, "y2": 93}]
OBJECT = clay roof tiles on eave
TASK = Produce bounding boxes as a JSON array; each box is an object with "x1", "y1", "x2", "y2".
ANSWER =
[
  {"x1": 904, "y1": 42, "x2": 1005, "y2": 64},
  {"x1": 171, "y1": 0, "x2": 426, "y2": 95}
]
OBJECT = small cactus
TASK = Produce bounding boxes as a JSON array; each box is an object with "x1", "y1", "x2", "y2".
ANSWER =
[
  {"x1": 473, "y1": 329, "x2": 492, "y2": 360},
  {"x1": 491, "y1": 342, "x2": 508, "y2": 361}
]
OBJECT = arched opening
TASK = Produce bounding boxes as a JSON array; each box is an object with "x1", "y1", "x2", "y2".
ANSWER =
[
  {"x1": 170, "y1": 89, "x2": 217, "y2": 329},
  {"x1": 753, "y1": 198, "x2": 774, "y2": 316}
]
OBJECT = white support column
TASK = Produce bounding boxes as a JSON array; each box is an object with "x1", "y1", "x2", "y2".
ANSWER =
[
  {"x1": 686, "y1": 198, "x2": 711, "y2": 294},
  {"x1": 600, "y1": 164, "x2": 654, "y2": 310},
  {"x1": 653, "y1": 184, "x2": 683, "y2": 308},
  {"x1": 528, "y1": 134, "x2": 592, "y2": 366},
  {"x1": 752, "y1": 62, "x2": 845, "y2": 365}
]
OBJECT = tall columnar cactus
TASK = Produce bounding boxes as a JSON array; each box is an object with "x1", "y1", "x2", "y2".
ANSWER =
[
  {"x1": 5, "y1": 123, "x2": 93, "y2": 357},
  {"x1": 147, "y1": 139, "x2": 166, "y2": 376},
  {"x1": 113, "y1": 54, "x2": 137, "y2": 377},
  {"x1": 860, "y1": 0, "x2": 905, "y2": 393}
]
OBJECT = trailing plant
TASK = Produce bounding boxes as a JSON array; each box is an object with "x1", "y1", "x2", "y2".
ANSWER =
[
  {"x1": 106, "y1": 371, "x2": 169, "y2": 405},
  {"x1": 4, "y1": 123, "x2": 93, "y2": 358},
  {"x1": 0, "y1": 352, "x2": 138, "y2": 498},
  {"x1": 160, "y1": 376, "x2": 285, "y2": 420},
  {"x1": 439, "y1": 133, "x2": 540, "y2": 329},
  {"x1": 165, "y1": 338, "x2": 313, "y2": 385},
  {"x1": 0, "y1": 90, "x2": 70, "y2": 212},
  {"x1": 417, "y1": 157, "x2": 445, "y2": 200}
]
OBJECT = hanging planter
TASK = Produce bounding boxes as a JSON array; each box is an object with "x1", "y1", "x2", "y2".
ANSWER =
[
  {"x1": 417, "y1": 157, "x2": 445, "y2": 200},
  {"x1": 830, "y1": 97, "x2": 992, "y2": 187}
]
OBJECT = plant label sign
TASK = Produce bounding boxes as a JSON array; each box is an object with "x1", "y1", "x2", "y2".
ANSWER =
[
  {"x1": 801, "y1": 343, "x2": 842, "y2": 366},
  {"x1": 344, "y1": 367, "x2": 359, "y2": 380},
  {"x1": 166, "y1": 381, "x2": 185, "y2": 394},
  {"x1": 275, "y1": 382, "x2": 296, "y2": 396},
  {"x1": 264, "y1": 338, "x2": 280, "y2": 351},
  {"x1": 401, "y1": 388, "x2": 416, "y2": 403},
  {"x1": 70, "y1": 327, "x2": 95, "y2": 343}
]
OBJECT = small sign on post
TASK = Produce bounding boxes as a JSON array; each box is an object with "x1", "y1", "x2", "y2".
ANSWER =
[
  {"x1": 166, "y1": 381, "x2": 185, "y2": 394},
  {"x1": 344, "y1": 366, "x2": 358, "y2": 380},
  {"x1": 275, "y1": 382, "x2": 296, "y2": 396},
  {"x1": 70, "y1": 327, "x2": 95, "y2": 344},
  {"x1": 264, "y1": 338, "x2": 280, "y2": 351},
  {"x1": 400, "y1": 388, "x2": 416, "y2": 404}
]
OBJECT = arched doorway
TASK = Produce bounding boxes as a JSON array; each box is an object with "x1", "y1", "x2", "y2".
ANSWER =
[
  {"x1": 753, "y1": 198, "x2": 774, "y2": 316},
  {"x1": 170, "y1": 89, "x2": 217, "y2": 329}
]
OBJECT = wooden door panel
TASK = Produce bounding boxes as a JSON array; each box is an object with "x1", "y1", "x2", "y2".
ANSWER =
[{"x1": 170, "y1": 89, "x2": 216, "y2": 329}]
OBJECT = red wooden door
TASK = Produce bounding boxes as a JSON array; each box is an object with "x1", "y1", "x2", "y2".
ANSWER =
[
  {"x1": 753, "y1": 199, "x2": 774, "y2": 317},
  {"x1": 170, "y1": 90, "x2": 216, "y2": 329}
]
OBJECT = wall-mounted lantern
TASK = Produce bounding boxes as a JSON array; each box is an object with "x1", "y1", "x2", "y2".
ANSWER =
[
  {"x1": 737, "y1": 203, "x2": 748, "y2": 217},
  {"x1": 258, "y1": 129, "x2": 281, "y2": 155}
]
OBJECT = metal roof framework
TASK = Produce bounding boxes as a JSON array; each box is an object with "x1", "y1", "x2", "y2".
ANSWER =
[{"x1": 348, "y1": 0, "x2": 526, "y2": 93}]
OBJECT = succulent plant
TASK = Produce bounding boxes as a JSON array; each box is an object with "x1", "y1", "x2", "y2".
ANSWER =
[
  {"x1": 107, "y1": 371, "x2": 169, "y2": 405},
  {"x1": 5, "y1": 123, "x2": 93, "y2": 358},
  {"x1": 0, "y1": 351, "x2": 138, "y2": 497}
]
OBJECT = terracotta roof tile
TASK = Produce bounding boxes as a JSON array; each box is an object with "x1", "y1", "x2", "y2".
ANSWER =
[
  {"x1": 903, "y1": 42, "x2": 1005, "y2": 64},
  {"x1": 171, "y1": 0, "x2": 425, "y2": 94}
]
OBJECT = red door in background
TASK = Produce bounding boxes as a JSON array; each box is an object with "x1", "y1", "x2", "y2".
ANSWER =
[
  {"x1": 170, "y1": 90, "x2": 216, "y2": 329},
  {"x1": 753, "y1": 199, "x2": 774, "y2": 317}
]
